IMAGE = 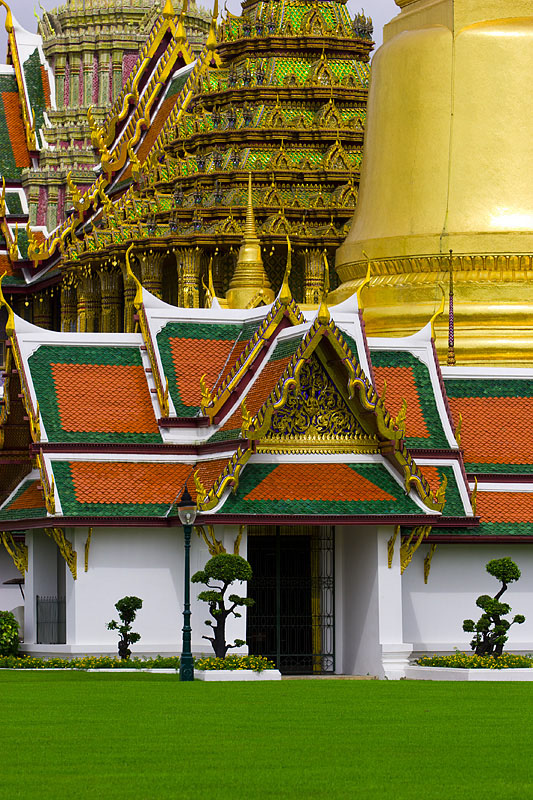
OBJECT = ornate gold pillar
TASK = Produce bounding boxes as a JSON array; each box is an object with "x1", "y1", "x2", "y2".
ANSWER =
[
  {"x1": 303, "y1": 249, "x2": 325, "y2": 305},
  {"x1": 61, "y1": 280, "x2": 77, "y2": 332},
  {"x1": 33, "y1": 292, "x2": 53, "y2": 330},
  {"x1": 55, "y1": 55, "x2": 66, "y2": 109},
  {"x1": 70, "y1": 54, "x2": 81, "y2": 109},
  {"x1": 176, "y1": 247, "x2": 203, "y2": 308},
  {"x1": 138, "y1": 251, "x2": 163, "y2": 299},
  {"x1": 83, "y1": 52, "x2": 93, "y2": 107},
  {"x1": 121, "y1": 261, "x2": 140, "y2": 333},
  {"x1": 77, "y1": 271, "x2": 101, "y2": 332},
  {"x1": 99, "y1": 268, "x2": 123, "y2": 332}
]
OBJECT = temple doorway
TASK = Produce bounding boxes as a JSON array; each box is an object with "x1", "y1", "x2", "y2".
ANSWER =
[{"x1": 246, "y1": 526, "x2": 334, "y2": 674}]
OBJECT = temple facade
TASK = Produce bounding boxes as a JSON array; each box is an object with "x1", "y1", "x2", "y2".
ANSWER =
[{"x1": 2, "y1": 0, "x2": 533, "y2": 678}]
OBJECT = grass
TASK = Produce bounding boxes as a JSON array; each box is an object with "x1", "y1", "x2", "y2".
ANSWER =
[{"x1": 1, "y1": 674, "x2": 532, "y2": 799}]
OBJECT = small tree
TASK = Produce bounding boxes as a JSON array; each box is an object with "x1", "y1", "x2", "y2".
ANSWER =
[
  {"x1": 0, "y1": 610, "x2": 19, "y2": 656},
  {"x1": 107, "y1": 596, "x2": 143, "y2": 660},
  {"x1": 192, "y1": 553, "x2": 254, "y2": 659},
  {"x1": 463, "y1": 557, "x2": 525, "y2": 657}
]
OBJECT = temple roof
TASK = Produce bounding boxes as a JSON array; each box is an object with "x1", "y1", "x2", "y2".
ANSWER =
[
  {"x1": 0, "y1": 279, "x2": 479, "y2": 527},
  {"x1": 442, "y1": 367, "x2": 533, "y2": 475}
]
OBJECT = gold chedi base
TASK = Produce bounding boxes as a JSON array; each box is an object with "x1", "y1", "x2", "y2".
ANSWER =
[
  {"x1": 335, "y1": 1, "x2": 533, "y2": 366},
  {"x1": 330, "y1": 254, "x2": 533, "y2": 366}
]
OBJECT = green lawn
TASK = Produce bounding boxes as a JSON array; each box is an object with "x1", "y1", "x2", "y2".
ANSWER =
[{"x1": 1, "y1": 673, "x2": 531, "y2": 799}]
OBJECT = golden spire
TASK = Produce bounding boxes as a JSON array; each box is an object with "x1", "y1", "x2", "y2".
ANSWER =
[
  {"x1": 279, "y1": 236, "x2": 292, "y2": 305},
  {"x1": 226, "y1": 173, "x2": 274, "y2": 308},
  {"x1": 163, "y1": 0, "x2": 175, "y2": 17}
]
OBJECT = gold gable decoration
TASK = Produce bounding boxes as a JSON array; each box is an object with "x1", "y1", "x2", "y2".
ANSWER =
[{"x1": 259, "y1": 356, "x2": 380, "y2": 454}]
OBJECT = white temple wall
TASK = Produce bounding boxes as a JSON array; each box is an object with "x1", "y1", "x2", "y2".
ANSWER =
[
  {"x1": 402, "y1": 543, "x2": 533, "y2": 654},
  {"x1": 337, "y1": 525, "x2": 410, "y2": 679},
  {"x1": 0, "y1": 544, "x2": 23, "y2": 615},
  {"x1": 22, "y1": 524, "x2": 248, "y2": 657},
  {"x1": 24, "y1": 530, "x2": 60, "y2": 644}
]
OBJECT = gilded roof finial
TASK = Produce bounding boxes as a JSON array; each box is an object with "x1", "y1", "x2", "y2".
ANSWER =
[
  {"x1": 163, "y1": 0, "x2": 176, "y2": 18},
  {"x1": 0, "y1": 271, "x2": 15, "y2": 338},
  {"x1": 226, "y1": 173, "x2": 274, "y2": 308},
  {"x1": 318, "y1": 252, "x2": 330, "y2": 323},
  {"x1": 206, "y1": 0, "x2": 219, "y2": 51},
  {"x1": 447, "y1": 249, "x2": 456, "y2": 366},
  {"x1": 0, "y1": 1, "x2": 13, "y2": 34},
  {"x1": 279, "y1": 236, "x2": 292, "y2": 305},
  {"x1": 244, "y1": 170, "x2": 257, "y2": 239}
]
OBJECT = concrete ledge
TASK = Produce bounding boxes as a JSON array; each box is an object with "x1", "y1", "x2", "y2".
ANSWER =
[
  {"x1": 195, "y1": 669, "x2": 282, "y2": 682},
  {"x1": 406, "y1": 666, "x2": 533, "y2": 681}
]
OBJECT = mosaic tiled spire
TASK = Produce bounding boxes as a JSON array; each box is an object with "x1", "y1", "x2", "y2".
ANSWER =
[{"x1": 34, "y1": 0, "x2": 373, "y2": 326}]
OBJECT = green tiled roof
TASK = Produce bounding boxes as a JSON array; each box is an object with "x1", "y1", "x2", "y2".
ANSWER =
[
  {"x1": 0, "y1": 479, "x2": 46, "y2": 521},
  {"x1": 371, "y1": 350, "x2": 449, "y2": 449},
  {"x1": 22, "y1": 48, "x2": 48, "y2": 138},
  {"x1": 432, "y1": 465, "x2": 466, "y2": 517},
  {"x1": 157, "y1": 320, "x2": 262, "y2": 417},
  {"x1": 28, "y1": 344, "x2": 162, "y2": 444},
  {"x1": 444, "y1": 378, "x2": 533, "y2": 399},
  {"x1": 52, "y1": 462, "x2": 169, "y2": 517},
  {"x1": 0, "y1": 72, "x2": 28, "y2": 181},
  {"x1": 431, "y1": 523, "x2": 533, "y2": 537},
  {"x1": 217, "y1": 463, "x2": 426, "y2": 516}
]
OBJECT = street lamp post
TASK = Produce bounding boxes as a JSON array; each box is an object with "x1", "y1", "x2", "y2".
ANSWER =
[{"x1": 177, "y1": 485, "x2": 197, "y2": 682}]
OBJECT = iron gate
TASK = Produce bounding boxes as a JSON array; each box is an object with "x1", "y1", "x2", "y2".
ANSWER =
[
  {"x1": 36, "y1": 595, "x2": 66, "y2": 644},
  {"x1": 246, "y1": 526, "x2": 334, "y2": 674}
]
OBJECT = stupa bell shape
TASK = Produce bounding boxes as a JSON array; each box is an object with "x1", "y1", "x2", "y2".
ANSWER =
[{"x1": 335, "y1": 0, "x2": 533, "y2": 365}]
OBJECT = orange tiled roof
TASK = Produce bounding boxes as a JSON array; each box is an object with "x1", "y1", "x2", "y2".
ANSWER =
[
  {"x1": 70, "y1": 461, "x2": 193, "y2": 505},
  {"x1": 245, "y1": 463, "x2": 396, "y2": 502},
  {"x1": 448, "y1": 397, "x2": 533, "y2": 466},
  {"x1": 9, "y1": 479, "x2": 43, "y2": 510},
  {"x1": 373, "y1": 366, "x2": 429, "y2": 439},
  {"x1": 40, "y1": 65, "x2": 51, "y2": 108},
  {"x1": 217, "y1": 355, "x2": 294, "y2": 435},
  {"x1": 169, "y1": 337, "x2": 238, "y2": 407},
  {"x1": 2, "y1": 91, "x2": 31, "y2": 168},
  {"x1": 476, "y1": 491, "x2": 533, "y2": 524},
  {"x1": 417, "y1": 465, "x2": 444, "y2": 495},
  {"x1": 52, "y1": 363, "x2": 159, "y2": 434}
]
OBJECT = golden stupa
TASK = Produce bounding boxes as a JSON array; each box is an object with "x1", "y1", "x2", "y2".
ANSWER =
[{"x1": 335, "y1": 0, "x2": 533, "y2": 365}]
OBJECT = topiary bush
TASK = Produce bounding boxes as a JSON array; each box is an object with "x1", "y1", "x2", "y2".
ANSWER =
[
  {"x1": 192, "y1": 553, "x2": 254, "y2": 659},
  {"x1": 107, "y1": 596, "x2": 143, "y2": 660},
  {"x1": 0, "y1": 610, "x2": 20, "y2": 656},
  {"x1": 463, "y1": 557, "x2": 525, "y2": 657}
]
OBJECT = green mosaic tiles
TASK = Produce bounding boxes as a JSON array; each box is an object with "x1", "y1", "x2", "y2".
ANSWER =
[
  {"x1": 157, "y1": 320, "x2": 262, "y2": 416},
  {"x1": 52, "y1": 461, "x2": 169, "y2": 518},
  {"x1": 28, "y1": 344, "x2": 162, "y2": 444},
  {"x1": 445, "y1": 379, "x2": 533, "y2": 399},
  {"x1": 370, "y1": 350, "x2": 450, "y2": 449},
  {"x1": 217, "y1": 462, "x2": 425, "y2": 516},
  {"x1": 0, "y1": 72, "x2": 27, "y2": 181},
  {"x1": 22, "y1": 49, "x2": 47, "y2": 138},
  {"x1": 0, "y1": 479, "x2": 46, "y2": 521}
]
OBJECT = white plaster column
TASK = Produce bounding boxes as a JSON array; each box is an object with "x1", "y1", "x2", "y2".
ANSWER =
[
  {"x1": 24, "y1": 531, "x2": 35, "y2": 645},
  {"x1": 377, "y1": 525, "x2": 412, "y2": 679},
  {"x1": 338, "y1": 525, "x2": 411, "y2": 680}
]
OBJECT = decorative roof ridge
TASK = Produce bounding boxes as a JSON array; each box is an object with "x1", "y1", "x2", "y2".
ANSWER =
[
  {"x1": 234, "y1": 314, "x2": 444, "y2": 512},
  {"x1": 201, "y1": 296, "x2": 305, "y2": 421},
  {"x1": 0, "y1": 275, "x2": 41, "y2": 443},
  {"x1": 1, "y1": 3, "x2": 37, "y2": 152},
  {"x1": 99, "y1": 0, "x2": 188, "y2": 143},
  {"x1": 195, "y1": 444, "x2": 252, "y2": 511},
  {"x1": 127, "y1": 245, "x2": 169, "y2": 418},
  {"x1": 127, "y1": 2, "x2": 222, "y2": 187}
]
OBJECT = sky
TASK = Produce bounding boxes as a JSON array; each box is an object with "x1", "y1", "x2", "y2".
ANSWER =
[{"x1": 0, "y1": 0, "x2": 399, "y2": 56}]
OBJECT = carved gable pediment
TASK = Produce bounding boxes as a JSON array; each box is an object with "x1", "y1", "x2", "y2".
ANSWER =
[{"x1": 258, "y1": 356, "x2": 379, "y2": 453}]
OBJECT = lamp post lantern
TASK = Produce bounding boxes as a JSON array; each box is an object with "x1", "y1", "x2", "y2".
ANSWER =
[{"x1": 177, "y1": 485, "x2": 197, "y2": 681}]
